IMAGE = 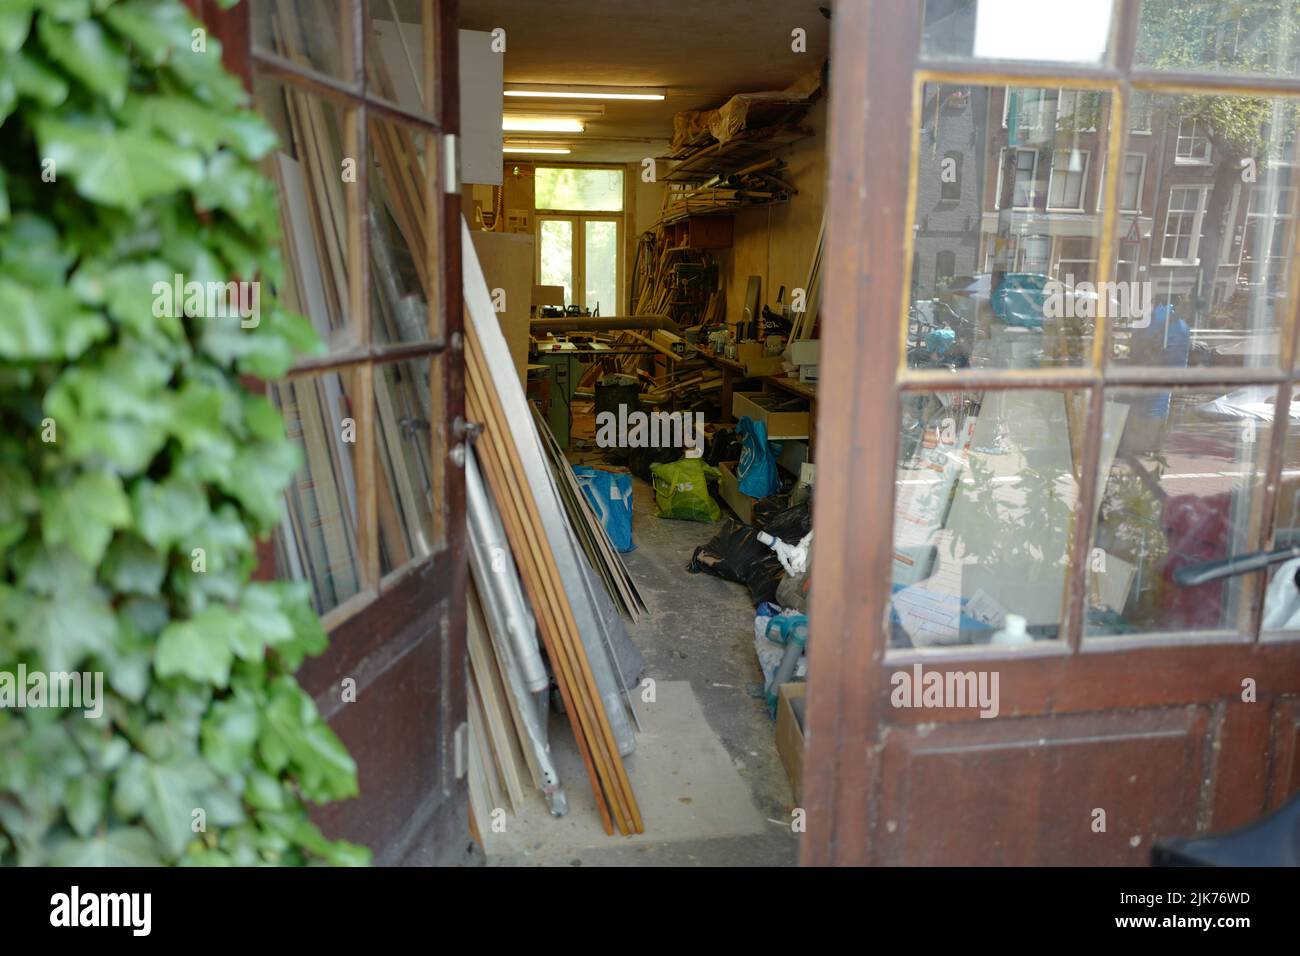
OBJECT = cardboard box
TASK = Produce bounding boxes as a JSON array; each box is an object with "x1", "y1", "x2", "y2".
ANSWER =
[
  {"x1": 735, "y1": 341, "x2": 787, "y2": 377},
  {"x1": 717, "y1": 461, "x2": 754, "y2": 523},
  {"x1": 733, "y1": 391, "x2": 811, "y2": 439},
  {"x1": 775, "y1": 682, "x2": 807, "y2": 802},
  {"x1": 787, "y1": 339, "x2": 821, "y2": 367}
]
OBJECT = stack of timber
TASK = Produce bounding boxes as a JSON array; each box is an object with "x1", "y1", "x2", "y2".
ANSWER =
[
  {"x1": 658, "y1": 157, "x2": 798, "y2": 221},
  {"x1": 787, "y1": 206, "x2": 825, "y2": 343},
  {"x1": 631, "y1": 234, "x2": 721, "y2": 328},
  {"x1": 465, "y1": 221, "x2": 645, "y2": 837}
]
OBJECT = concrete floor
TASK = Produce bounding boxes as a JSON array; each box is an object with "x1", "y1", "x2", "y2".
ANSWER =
[{"x1": 485, "y1": 458, "x2": 801, "y2": 866}]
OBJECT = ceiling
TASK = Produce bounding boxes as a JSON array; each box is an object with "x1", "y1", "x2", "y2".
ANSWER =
[{"x1": 458, "y1": 0, "x2": 831, "y2": 162}]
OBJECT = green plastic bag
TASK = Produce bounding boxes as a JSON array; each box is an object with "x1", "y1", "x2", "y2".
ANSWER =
[{"x1": 650, "y1": 458, "x2": 722, "y2": 522}]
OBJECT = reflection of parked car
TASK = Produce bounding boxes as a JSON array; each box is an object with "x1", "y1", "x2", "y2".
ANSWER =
[
  {"x1": 1193, "y1": 386, "x2": 1300, "y2": 427},
  {"x1": 946, "y1": 273, "x2": 1103, "y2": 330}
]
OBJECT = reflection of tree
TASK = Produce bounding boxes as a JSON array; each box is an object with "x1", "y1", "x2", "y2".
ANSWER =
[
  {"x1": 1138, "y1": 0, "x2": 1300, "y2": 313},
  {"x1": 1095, "y1": 454, "x2": 1171, "y2": 626},
  {"x1": 946, "y1": 457, "x2": 1074, "y2": 575}
]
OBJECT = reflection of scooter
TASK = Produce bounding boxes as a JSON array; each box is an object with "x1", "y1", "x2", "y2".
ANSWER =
[{"x1": 907, "y1": 300, "x2": 975, "y2": 369}]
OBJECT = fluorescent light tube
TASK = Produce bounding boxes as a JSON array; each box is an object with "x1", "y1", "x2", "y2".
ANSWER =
[
  {"x1": 505, "y1": 85, "x2": 665, "y2": 101},
  {"x1": 502, "y1": 117, "x2": 585, "y2": 132},
  {"x1": 504, "y1": 146, "x2": 572, "y2": 154}
]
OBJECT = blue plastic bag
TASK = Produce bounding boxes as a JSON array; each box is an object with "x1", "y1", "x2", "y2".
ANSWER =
[
  {"x1": 737, "y1": 415, "x2": 782, "y2": 498},
  {"x1": 573, "y1": 466, "x2": 635, "y2": 552}
]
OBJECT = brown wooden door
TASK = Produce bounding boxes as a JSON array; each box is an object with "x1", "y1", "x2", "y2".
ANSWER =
[
  {"x1": 196, "y1": 0, "x2": 469, "y2": 865},
  {"x1": 805, "y1": 0, "x2": 1300, "y2": 866}
]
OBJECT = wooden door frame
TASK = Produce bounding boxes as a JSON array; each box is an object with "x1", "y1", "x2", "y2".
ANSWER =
[
  {"x1": 192, "y1": 0, "x2": 469, "y2": 865},
  {"x1": 803, "y1": 0, "x2": 1300, "y2": 866}
]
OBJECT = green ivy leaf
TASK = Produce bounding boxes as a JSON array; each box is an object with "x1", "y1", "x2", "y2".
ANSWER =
[
  {"x1": 103, "y1": 533, "x2": 166, "y2": 596},
  {"x1": 15, "y1": 587, "x2": 117, "y2": 674},
  {"x1": 200, "y1": 695, "x2": 259, "y2": 775},
  {"x1": 42, "y1": 0, "x2": 93, "y2": 21},
  {"x1": 49, "y1": 826, "x2": 164, "y2": 866},
  {"x1": 44, "y1": 342, "x2": 176, "y2": 473},
  {"x1": 154, "y1": 606, "x2": 236, "y2": 687},
  {"x1": 40, "y1": 471, "x2": 131, "y2": 564},
  {"x1": 112, "y1": 754, "x2": 212, "y2": 858},
  {"x1": 243, "y1": 769, "x2": 285, "y2": 811},
  {"x1": 220, "y1": 439, "x2": 300, "y2": 531},
  {"x1": 63, "y1": 775, "x2": 108, "y2": 837},
  {"x1": 261, "y1": 677, "x2": 358, "y2": 800},
  {"x1": 132, "y1": 477, "x2": 209, "y2": 551},
  {"x1": 36, "y1": 117, "x2": 204, "y2": 211},
  {"x1": 0, "y1": 2, "x2": 37, "y2": 55},
  {"x1": 10, "y1": 49, "x2": 68, "y2": 107},
  {"x1": 0, "y1": 213, "x2": 74, "y2": 286},
  {"x1": 102, "y1": 0, "x2": 192, "y2": 65},
  {"x1": 36, "y1": 15, "x2": 128, "y2": 107},
  {"x1": 0, "y1": 279, "x2": 107, "y2": 360},
  {"x1": 195, "y1": 150, "x2": 279, "y2": 234},
  {"x1": 0, "y1": 458, "x2": 38, "y2": 551},
  {"x1": 266, "y1": 581, "x2": 328, "y2": 670},
  {"x1": 131, "y1": 96, "x2": 278, "y2": 161},
  {"x1": 261, "y1": 812, "x2": 370, "y2": 866}
]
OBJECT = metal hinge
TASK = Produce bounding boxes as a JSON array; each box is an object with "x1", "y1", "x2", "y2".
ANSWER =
[
  {"x1": 453, "y1": 721, "x2": 468, "y2": 780},
  {"x1": 443, "y1": 133, "x2": 459, "y2": 194}
]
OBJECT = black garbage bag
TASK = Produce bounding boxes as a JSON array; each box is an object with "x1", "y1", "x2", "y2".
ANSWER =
[
  {"x1": 752, "y1": 493, "x2": 791, "y2": 530},
  {"x1": 627, "y1": 445, "x2": 680, "y2": 483},
  {"x1": 687, "y1": 519, "x2": 784, "y2": 606},
  {"x1": 706, "y1": 427, "x2": 743, "y2": 467},
  {"x1": 763, "y1": 500, "x2": 812, "y2": 544}
]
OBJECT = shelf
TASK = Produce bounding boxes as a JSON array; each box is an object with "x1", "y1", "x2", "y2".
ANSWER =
[{"x1": 660, "y1": 126, "x2": 814, "y2": 183}]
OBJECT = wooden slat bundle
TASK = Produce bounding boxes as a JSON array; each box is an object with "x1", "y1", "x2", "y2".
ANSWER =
[
  {"x1": 531, "y1": 406, "x2": 647, "y2": 624},
  {"x1": 465, "y1": 232, "x2": 644, "y2": 837}
]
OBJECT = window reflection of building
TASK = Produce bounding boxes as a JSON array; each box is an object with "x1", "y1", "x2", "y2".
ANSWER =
[{"x1": 912, "y1": 81, "x2": 1298, "y2": 344}]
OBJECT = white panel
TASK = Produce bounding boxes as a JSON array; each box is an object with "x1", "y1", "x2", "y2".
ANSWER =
[{"x1": 458, "y1": 29, "x2": 503, "y2": 186}]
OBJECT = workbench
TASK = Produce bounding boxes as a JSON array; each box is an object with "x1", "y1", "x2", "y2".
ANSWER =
[{"x1": 697, "y1": 349, "x2": 747, "y2": 424}]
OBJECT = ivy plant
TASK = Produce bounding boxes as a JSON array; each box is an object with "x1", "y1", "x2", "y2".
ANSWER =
[{"x1": 0, "y1": 0, "x2": 368, "y2": 865}]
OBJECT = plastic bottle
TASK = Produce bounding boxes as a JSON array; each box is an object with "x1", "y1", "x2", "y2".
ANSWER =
[{"x1": 990, "y1": 613, "x2": 1032, "y2": 645}]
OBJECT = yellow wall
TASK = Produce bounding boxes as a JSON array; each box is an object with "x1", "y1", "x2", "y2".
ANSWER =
[{"x1": 719, "y1": 97, "x2": 826, "y2": 328}]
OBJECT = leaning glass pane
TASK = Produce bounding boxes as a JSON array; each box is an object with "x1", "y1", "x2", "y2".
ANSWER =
[{"x1": 271, "y1": 370, "x2": 365, "y2": 614}]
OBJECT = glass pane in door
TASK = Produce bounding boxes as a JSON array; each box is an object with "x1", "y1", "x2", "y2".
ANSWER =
[
  {"x1": 584, "y1": 219, "x2": 619, "y2": 316},
  {"x1": 539, "y1": 219, "x2": 574, "y2": 306},
  {"x1": 906, "y1": 83, "x2": 1112, "y2": 371}
]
